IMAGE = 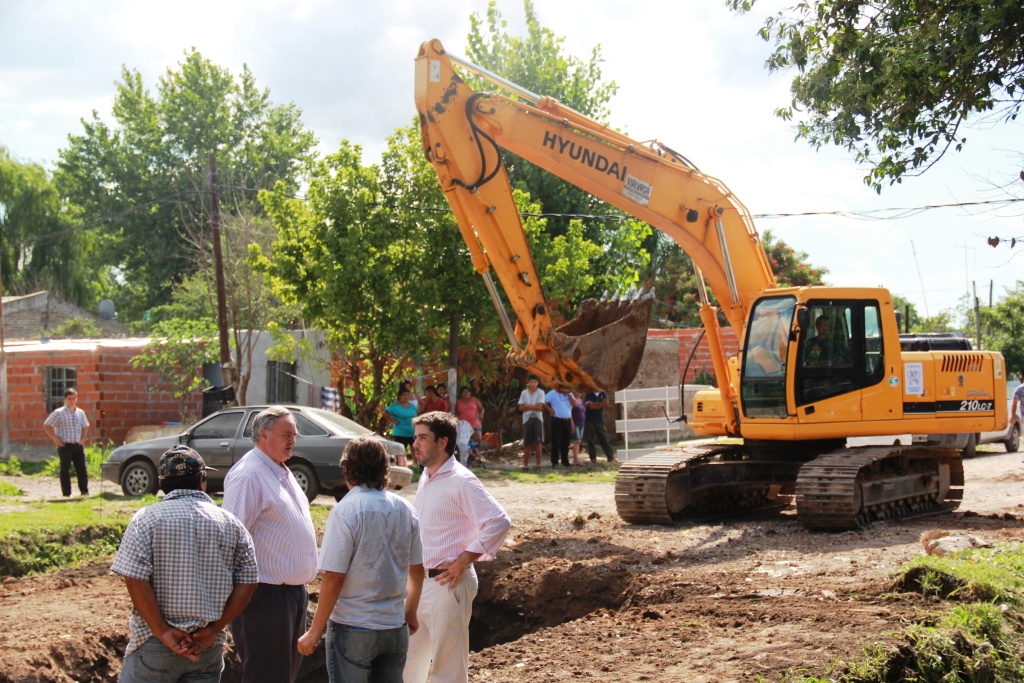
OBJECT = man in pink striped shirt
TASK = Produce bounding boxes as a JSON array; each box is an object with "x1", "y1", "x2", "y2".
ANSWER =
[
  {"x1": 403, "y1": 412, "x2": 511, "y2": 683},
  {"x1": 222, "y1": 406, "x2": 318, "y2": 683}
]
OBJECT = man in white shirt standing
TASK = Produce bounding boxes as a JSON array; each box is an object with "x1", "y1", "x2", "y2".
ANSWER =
[
  {"x1": 43, "y1": 387, "x2": 90, "y2": 496},
  {"x1": 222, "y1": 406, "x2": 318, "y2": 683},
  {"x1": 403, "y1": 411, "x2": 511, "y2": 683},
  {"x1": 297, "y1": 436, "x2": 424, "y2": 683},
  {"x1": 518, "y1": 375, "x2": 547, "y2": 473}
]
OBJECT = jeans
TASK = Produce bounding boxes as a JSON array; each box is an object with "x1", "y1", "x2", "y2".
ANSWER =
[
  {"x1": 327, "y1": 622, "x2": 408, "y2": 683},
  {"x1": 119, "y1": 637, "x2": 223, "y2": 683},
  {"x1": 58, "y1": 443, "x2": 88, "y2": 496}
]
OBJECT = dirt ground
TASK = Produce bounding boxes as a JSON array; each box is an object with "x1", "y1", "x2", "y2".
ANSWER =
[{"x1": 2, "y1": 446, "x2": 1023, "y2": 683}]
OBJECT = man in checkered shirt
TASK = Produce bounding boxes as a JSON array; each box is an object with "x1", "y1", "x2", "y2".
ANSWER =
[
  {"x1": 42, "y1": 387, "x2": 90, "y2": 496},
  {"x1": 112, "y1": 446, "x2": 258, "y2": 683}
]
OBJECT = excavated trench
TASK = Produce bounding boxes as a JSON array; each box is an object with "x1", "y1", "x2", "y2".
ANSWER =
[{"x1": 469, "y1": 553, "x2": 639, "y2": 651}]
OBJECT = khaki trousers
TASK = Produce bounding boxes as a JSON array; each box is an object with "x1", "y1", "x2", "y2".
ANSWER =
[{"x1": 403, "y1": 566, "x2": 478, "y2": 683}]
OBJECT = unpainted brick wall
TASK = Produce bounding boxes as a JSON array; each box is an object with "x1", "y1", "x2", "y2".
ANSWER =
[
  {"x1": 647, "y1": 328, "x2": 740, "y2": 384},
  {"x1": 3, "y1": 348, "x2": 201, "y2": 447}
]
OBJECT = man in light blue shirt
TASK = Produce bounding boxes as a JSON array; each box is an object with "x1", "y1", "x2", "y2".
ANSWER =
[
  {"x1": 297, "y1": 437, "x2": 424, "y2": 683},
  {"x1": 545, "y1": 387, "x2": 573, "y2": 468}
]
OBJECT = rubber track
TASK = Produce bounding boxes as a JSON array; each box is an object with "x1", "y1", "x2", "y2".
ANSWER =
[{"x1": 795, "y1": 446, "x2": 964, "y2": 530}]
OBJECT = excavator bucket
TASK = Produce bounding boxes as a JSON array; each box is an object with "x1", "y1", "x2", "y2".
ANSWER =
[{"x1": 555, "y1": 289, "x2": 655, "y2": 392}]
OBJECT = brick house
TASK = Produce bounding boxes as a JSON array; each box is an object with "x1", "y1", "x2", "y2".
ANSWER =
[{"x1": 2, "y1": 338, "x2": 200, "y2": 447}]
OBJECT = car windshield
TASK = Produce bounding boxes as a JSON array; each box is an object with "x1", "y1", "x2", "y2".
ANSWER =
[{"x1": 304, "y1": 407, "x2": 374, "y2": 436}]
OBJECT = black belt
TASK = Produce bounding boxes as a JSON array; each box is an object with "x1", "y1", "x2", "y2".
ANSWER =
[
  {"x1": 554, "y1": 417, "x2": 572, "y2": 421},
  {"x1": 427, "y1": 568, "x2": 445, "y2": 578}
]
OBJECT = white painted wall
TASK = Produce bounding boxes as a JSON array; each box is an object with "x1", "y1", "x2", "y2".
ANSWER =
[{"x1": 239, "y1": 329, "x2": 331, "y2": 407}]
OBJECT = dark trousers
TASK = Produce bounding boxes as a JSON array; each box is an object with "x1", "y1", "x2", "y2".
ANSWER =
[
  {"x1": 231, "y1": 583, "x2": 308, "y2": 683},
  {"x1": 584, "y1": 420, "x2": 615, "y2": 461},
  {"x1": 58, "y1": 443, "x2": 88, "y2": 496},
  {"x1": 550, "y1": 418, "x2": 572, "y2": 467}
]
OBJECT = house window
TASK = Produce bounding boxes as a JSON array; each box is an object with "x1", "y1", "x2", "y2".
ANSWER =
[
  {"x1": 266, "y1": 361, "x2": 296, "y2": 404},
  {"x1": 44, "y1": 366, "x2": 77, "y2": 413}
]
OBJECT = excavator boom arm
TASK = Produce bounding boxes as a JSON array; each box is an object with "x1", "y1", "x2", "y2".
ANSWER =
[{"x1": 415, "y1": 39, "x2": 776, "y2": 393}]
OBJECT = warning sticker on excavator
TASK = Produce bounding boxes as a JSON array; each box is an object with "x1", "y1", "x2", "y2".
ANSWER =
[
  {"x1": 430, "y1": 60, "x2": 441, "y2": 82},
  {"x1": 623, "y1": 174, "x2": 652, "y2": 207}
]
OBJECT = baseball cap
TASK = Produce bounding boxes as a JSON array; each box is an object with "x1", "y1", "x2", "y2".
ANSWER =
[{"x1": 158, "y1": 445, "x2": 217, "y2": 479}]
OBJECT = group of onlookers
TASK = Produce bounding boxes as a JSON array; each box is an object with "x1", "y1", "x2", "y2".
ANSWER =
[
  {"x1": 385, "y1": 381, "x2": 486, "y2": 467},
  {"x1": 518, "y1": 374, "x2": 616, "y2": 473}
]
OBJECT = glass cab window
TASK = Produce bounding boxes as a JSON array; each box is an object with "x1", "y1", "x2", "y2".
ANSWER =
[
  {"x1": 741, "y1": 296, "x2": 796, "y2": 418},
  {"x1": 796, "y1": 301, "x2": 885, "y2": 406}
]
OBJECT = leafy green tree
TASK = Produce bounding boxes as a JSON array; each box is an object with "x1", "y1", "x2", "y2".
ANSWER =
[
  {"x1": 257, "y1": 141, "x2": 423, "y2": 427},
  {"x1": 762, "y1": 230, "x2": 828, "y2": 287},
  {"x1": 465, "y1": 0, "x2": 650, "y2": 298},
  {"x1": 56, "y1": 50, "x2": 317, "y2": 319},
  {"x1": 730, "y1": 0, "x2": 1024, "y2": 191},
  {"x1": 131, "y1": 318, "x2": 219, "y2": 422},
  {"x1": 641, "y1": 229, "x2": 827, "y2": 327},
  {"x1": 891, "y1": 294, "x2": 921, "y2": 333},
  {"x1": 987, "y1": 282, "x2": 1024, "y2": 381},
  {"x1": 0, "y1": 147, "x2": 101, "y2": 305}
]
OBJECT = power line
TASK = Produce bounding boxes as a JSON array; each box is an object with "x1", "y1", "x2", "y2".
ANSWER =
[{"x1": 8, "y1": 189, "x2": 1023, "y2": 251}]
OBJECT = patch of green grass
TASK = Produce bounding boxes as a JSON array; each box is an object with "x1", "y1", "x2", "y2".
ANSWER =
[
  {"x1": 0, "y1": 455, "x2": 23, "y2": 475},
  {"x1": 1, "y1": 444, "x2": 113, "y2": 478},
  {"x1": 781, "y1": 543, "x2": 1024, "y2": 682},
  {"x1": 0, "y1": 481, "x2": 24, "y2": 497},
  {"x1": 0, "y1": 493, "x2": 156, "y2": 577},
  {"x1": 309, "y1": 502, "x2": 333, "y2": 530},
  {"x1": 894, "y1": 544, "x2": 1024, "y2": 604},
  {"x1": 0, "y1": 493, "x2": 152, "y2": 534}
]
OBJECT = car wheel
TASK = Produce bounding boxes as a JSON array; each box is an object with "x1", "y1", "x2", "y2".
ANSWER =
[
  {"x1": 121, "y1": 460, "x2": 158, "y2": 497},
  {"x1": 288, "y1": 463, "x2": 320, "y2": 502},
  {"x1": 1006, "y1": 425, "x2": 1020, "y2": 454}
]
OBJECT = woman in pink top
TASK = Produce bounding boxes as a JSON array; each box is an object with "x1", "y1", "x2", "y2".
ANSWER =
[{"x1": 455, "y1": 387, "x2": 484, "y2": 450}]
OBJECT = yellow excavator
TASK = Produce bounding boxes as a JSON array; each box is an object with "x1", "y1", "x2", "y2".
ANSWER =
[{"x1": 414, "y1": 39, "x2": 1008, "y2": 529}]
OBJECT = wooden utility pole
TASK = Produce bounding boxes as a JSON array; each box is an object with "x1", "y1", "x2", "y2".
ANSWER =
[
  {"x1": 0, "y1": 255, "x2": 8, "y2": 459},
  {"x1": 209, "y1": 153, "x2": 234, "y2": 393}
]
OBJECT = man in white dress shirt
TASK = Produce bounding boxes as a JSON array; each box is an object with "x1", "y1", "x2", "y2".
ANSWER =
[
  {"x1": 222, "y1": 406, "x2": 318, "y2": 683},
  {"x1": 403, "y1": 411, "x2": 511, "y2": 683}
]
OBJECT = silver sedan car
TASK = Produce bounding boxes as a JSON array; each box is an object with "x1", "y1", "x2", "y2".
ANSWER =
[{"x1": 101, "y1": 405, "x2": 413, "y2": 501}]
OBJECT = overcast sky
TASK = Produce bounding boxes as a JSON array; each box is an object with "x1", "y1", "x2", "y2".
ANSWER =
[{"x1": 2, "y1": 0, "x2": 1022, "y2": 318}]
